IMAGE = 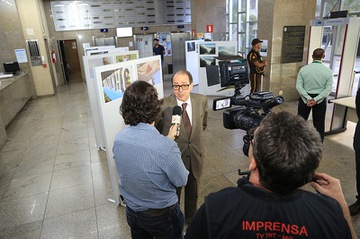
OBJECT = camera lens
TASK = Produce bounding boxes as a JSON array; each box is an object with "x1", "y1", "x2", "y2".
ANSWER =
[{"x1": 233, "y1": 111, "x2": 262, "y2": 130}]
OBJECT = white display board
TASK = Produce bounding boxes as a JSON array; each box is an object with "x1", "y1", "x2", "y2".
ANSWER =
[
  {"x1": 185, "y1": 40, "x2": 202, "y2": 85},
  {"x1": 186, "y1": 41, "x2": 240, "y2": 96},
  {"x1": 93, "y1": 55, "x2": 163, "y2": 205},
  {"x1": 83, "y1": 51, "x2": 139, "y2": 149}
]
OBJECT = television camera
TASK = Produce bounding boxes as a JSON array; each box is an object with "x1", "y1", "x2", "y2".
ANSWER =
[{"x1": 213, "y1": 58, "x2": 284, "y2": 160}]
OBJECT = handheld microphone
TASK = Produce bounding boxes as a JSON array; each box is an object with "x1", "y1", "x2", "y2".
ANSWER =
[{"x1": 172, "y1": 106, "x2": 182, "y2": 137}]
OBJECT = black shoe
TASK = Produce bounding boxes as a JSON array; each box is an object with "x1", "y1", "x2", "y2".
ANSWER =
[{"x1": 349, "y1": 200, "x2": 360, "y2": 216}]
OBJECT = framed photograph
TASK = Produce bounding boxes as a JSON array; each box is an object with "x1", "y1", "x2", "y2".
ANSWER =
[
  {"x1": 199, "y1": 43, "x2": 216, "y2": 55},
  {"x1": 200, "y1": 56, "x2": 215, "y2": 67}
]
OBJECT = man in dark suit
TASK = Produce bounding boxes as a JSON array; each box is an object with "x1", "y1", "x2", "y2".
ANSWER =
[{"x1": 156, "y1": 70, "x2": 208, "y2": 224}]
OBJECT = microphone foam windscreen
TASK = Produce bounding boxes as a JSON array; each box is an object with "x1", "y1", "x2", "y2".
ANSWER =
[{"x1": 172, "y1": 105, "x2": 182, "y2": 116}]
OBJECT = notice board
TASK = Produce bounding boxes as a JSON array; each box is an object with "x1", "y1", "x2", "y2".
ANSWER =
[{"x1": 281, "y1": 26, "x2": 306, "y2": 63}]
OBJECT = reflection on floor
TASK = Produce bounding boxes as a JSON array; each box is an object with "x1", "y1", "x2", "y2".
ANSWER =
[{"x1": 0, "y1": 74, "x2": 359, "y2": 238}]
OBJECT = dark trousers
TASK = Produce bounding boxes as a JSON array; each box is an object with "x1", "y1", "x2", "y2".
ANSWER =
[
  {"x1": 354, "y1": 122, "x2": 360, "y2": 199},
  {"x1": 250, "y1": 73, "x2": 262, "y2": 93},
  {"x1": 176, "y1": 166, "x2": 198, "y2": 220},
  {"x1": 297, "y1": 96, "x2": 327, "y2": 142},
  {"x1": 126, "y1": 204, "x2": 184, "y2": 239}
]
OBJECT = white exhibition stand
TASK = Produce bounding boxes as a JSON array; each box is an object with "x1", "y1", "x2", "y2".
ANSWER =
[
  {"x1": 185, "y1": 40, "x2": 239, "y2": 96},
  {"x1": 93, "y1": 55, "x2": 163, "y2": 205},
  {"x1": 83, "y1": 51, "x2": 139, "y2": 150}
]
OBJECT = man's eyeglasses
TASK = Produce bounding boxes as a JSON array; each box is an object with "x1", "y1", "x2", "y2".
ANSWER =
[{"x1": 172, "y1": 84, "x2": 190, "y2": 90}]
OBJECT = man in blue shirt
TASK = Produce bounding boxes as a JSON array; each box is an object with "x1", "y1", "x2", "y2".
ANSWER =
[
  {"x1": 153, "y1": 38, "x2": 165, "y2": 65},
  {"x1": 113, "y1": 81, "x2": 189, "y2": 239},
  {"x1": 296, "y1": 48, "x2": 333, "y2": 141}
]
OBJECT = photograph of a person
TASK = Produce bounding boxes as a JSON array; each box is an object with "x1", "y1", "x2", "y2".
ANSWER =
[
  {"x1": 199, "y1": 43, "x2": 216, "y2": 55},
  {"x1": 137, "y1": 59, "x2": 161, "y2": 85}
]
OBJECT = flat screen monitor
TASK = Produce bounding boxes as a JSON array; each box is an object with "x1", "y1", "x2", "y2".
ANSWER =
[
  {"x1": 3, "y1": 62, "x2": 20, "y2": 74},
  {"x1": 219, "y1": 59, "x2": 249, "y2": 87}
]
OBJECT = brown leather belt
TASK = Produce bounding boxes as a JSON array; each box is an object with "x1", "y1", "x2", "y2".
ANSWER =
[{"x1": 143, "y1": 204, "x2": 177, "y2": 216}]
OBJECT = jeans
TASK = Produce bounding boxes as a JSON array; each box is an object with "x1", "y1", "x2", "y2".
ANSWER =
[{"x1": 126, "y1": 204, "x2": 184, "y2": 239}]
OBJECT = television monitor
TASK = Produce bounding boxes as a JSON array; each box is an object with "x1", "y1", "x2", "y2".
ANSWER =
[
  {"x1": 3, "y1": 62, "x2": 20, "y2": 74},
  {"x1": 219, "y1": 59, "x2": 249, "y2": 87}
]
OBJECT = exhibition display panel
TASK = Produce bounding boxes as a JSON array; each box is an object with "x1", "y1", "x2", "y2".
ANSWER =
[
  {"x1": 93, "y1": 55, "x2": 163, "y2": 205},
  {"x1": 83, "y1": 50, "x2": 139, "y2": 149}
]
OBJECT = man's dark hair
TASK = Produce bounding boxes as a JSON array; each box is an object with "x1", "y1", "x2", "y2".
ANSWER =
[
  {"x1": 154, "y1": 38, "x2": 159, "y2": 42},
  {"x1": 120, "y1": 81, "x2": 163, "y2": 126},
  {"x1": 170, "y1": 70, "x2": 193, "y2": 85},
  {"x1": 312, "y1": 48, "x2": 325, "y2": 60},
  {"x1": 252, "y1": 112, "x2": 322, "y2": 194}
]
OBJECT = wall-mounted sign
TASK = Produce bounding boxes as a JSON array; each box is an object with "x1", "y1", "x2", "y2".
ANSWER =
[
  {"x1": 15, "y1": 49, "x2": 28, "y2": 63},
  {"x1": 100, "y1": 29, "x2": 109, "y2": 33},
  {"x1": 141, "y1": 27, "x2": 149, "y2": 31},
  {"x1": 281, "y1": 26, "x2": 305, "y2": 63},
  {"x1": 206, "y1": 24, "x2": 214, "y2": 33},
  {"x1": 51, "y1": 1, "x2": 191, "y2": 31},
  {"x1": 178, "y1": 25, "x2": 185, "y2": 29}
]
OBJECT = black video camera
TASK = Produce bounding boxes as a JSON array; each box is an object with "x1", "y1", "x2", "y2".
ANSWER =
[
  {"x1": 213, "y1": 60, "x2": 284, "y2": 157},
  {"x1": 214, "y1": 92, "x2": 284, "y2": 156}
]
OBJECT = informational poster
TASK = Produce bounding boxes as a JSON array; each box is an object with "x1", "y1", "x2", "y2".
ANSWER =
[
  {"x1": 15, "y1": 49, "x2": 28, "y2": 63},
  {"x1": 260, "y1": 40, "x2": 268, "y2": 57},
  {"x1": 157, "y1": 32, "x2": 172, "y2": 56}
]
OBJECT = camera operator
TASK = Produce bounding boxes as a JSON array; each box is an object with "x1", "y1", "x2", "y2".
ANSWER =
[{"x1": 185, "y1": 112, "x2": 355, "y2": 239}]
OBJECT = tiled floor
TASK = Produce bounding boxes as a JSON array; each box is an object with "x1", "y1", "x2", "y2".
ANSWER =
[{"x1": 0, "y1": 73, "x2": 359, "y2": 238}]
